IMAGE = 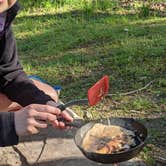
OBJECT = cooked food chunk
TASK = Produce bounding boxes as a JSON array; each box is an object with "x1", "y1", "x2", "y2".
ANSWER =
[{"x1": 81, "y1": 123, "x2": 136, "y2": 154}]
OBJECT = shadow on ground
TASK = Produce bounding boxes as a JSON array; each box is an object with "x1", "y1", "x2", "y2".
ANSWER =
[{"x1": 0, "y1": 156, "x2": 147, "y2": 166}]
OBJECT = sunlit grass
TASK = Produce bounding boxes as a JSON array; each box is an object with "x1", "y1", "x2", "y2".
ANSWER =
[{"x1": 13, "y1": 11, "x2": 166, "y2": 96}]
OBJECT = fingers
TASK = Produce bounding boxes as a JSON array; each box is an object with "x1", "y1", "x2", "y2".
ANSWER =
[
  {"x1": 35, "y1": 111, "x2": 58, "y2": 122},
  {"x1": 61, "y1": 111, "x2": 73, "y2": 122},
  {"x1": 24, "y1": 119, "x2": 48, "y2": 135},
  {"x1": 34, "y1": 110, "x2": 69, "y2": 129},
  {"x1": 52, "y1": 120, "x2": 66, "y2": 129},
  {"x1": 30, "y1": 104, "x2": 61, "y2": 115},
  {"x1": 51, "y1": 110, "x2": 73, "y2": 129},
  {"x1": 26, "y1": 126, "x2": 39, "y2": 135},
  {"x1": 31, "y1": 119, "x2": 48, "y2": 129},
  {"x1": 14, "y1": 104, "x2": 74, "y2": 137},
  {"x1": 26, "y1": 104, "x2": 73, "y2": 130},
  {"x1": 39, "y1": 103, "x2": 73, "y2": 122},
  {"x1": 27, "y1": 118, "x2": 52, "y2": 135}
]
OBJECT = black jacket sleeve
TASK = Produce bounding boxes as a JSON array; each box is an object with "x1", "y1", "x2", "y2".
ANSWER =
[
  {"x1": 0, "y1": 112, "x2": 18, "y2": 147},
  {"x1": 0, "y1": 23, "x2": 54, "y2": 107}
]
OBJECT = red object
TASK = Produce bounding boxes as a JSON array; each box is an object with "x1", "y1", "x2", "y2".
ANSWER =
[{"x1": 88, "y1": 75, "x2": 109, "y2": 106}]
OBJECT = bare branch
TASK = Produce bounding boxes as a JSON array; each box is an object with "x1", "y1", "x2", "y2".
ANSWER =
[{"x1": 106, "y1": 80, "x2": 155, "y2": 97}]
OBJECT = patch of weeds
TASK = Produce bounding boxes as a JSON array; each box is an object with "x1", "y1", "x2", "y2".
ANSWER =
[
  {"x1": 155, "y1": 91, "x2": 166, "y2": 104},
  {"x1": 149, "y1": 129, "x2": 166, "y2": 147},
  {"x1": 127, "y1": 96, "x2": 156, "y2": 110},
  {"x1": 139, "y1": 3, "x2": 151, "y2": 18},
  {"x1": 152, "y1": 82, "x2": 166, "y2": 104},
  {"x1": 140, "y1": 146, "x2": 155, "y2": 166},
  {"x1": 97, "y1": 0, "x2": 119, "y2": 11},
  {"x1": 159, "y1": 79, "x2": 166, "y2": 87}
]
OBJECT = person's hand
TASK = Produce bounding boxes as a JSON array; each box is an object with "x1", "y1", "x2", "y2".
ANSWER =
[
  {"x1": 14, "y1": 104, "x2": 63, "y2": 136},
  {"x1": 46, "y1": 101, "x2": 73, "y2": 129}
]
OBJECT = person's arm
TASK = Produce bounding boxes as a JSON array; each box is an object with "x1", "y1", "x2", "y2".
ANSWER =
[
  {"x1": 0, "y1": 104, "x2": 73, "y2": 147},
  {"x1": 0, "y1": 112, "x2": 18, "y2": 147},
  {"x1": 0, "y1": 26, "x2": 54, "y2": 107}
]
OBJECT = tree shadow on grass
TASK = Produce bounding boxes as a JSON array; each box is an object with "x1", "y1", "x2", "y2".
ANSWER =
[
  {"x1": 15, "y1": 10, "x2": 166, "y2": 93},
  {"x1": 16, "y1": 10, "x2": 139, "y2": 22},
  {"x1": 15, "y1": 10, "x2": 165, "y2": 70},
  {"x1": 16, "y1": 10, "x2": 159, "y2": 57}
]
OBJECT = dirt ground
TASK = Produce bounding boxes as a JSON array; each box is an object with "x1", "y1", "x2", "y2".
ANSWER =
[{"x1": 0, "y1": 125, "x2": 147, "y2": 166}]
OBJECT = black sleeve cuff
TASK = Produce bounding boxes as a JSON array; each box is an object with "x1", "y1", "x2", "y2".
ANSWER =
[
  {"x1": 0, "y1": 112, "x2": 19, "y2": 147},
  {"x1": 2, "y1": 72, "x2": 53, "y2": 107}
]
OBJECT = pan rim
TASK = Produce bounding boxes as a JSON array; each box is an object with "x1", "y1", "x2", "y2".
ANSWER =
[{"x1": 74, "y1": 117, "x2": 147, "y2": 156}]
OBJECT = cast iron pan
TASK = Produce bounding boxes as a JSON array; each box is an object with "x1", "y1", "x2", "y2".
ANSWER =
[{"x1": 74, "y1": 117, "x2": 147, "y2": 164}]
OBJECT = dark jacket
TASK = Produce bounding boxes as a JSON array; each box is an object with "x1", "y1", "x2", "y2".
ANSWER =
[{"x1": 0, "y1": 2, "x2": 54, "y2": 146}]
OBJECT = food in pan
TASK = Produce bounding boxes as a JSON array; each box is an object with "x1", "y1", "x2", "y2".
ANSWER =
[{"x1": 81, "y1": 123, "x2": 137, "y2": 154}]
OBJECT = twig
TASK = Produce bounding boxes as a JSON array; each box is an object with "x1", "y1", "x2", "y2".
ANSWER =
[
  {"x1": 106, "y1": 80, "x2": 155, "y2": 97},
  {"x1": 154, "y1": 156, "x2": 166, "y2": 164}
]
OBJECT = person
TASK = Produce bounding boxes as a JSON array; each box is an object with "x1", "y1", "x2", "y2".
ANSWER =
[{"x1": 0, "y1": 0, "x2": 73, "y2": 147}]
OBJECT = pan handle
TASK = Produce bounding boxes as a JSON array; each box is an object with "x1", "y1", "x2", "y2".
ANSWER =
[
  {"x1": 55, "y1": 99, "x2": 89, "y2": 127},
  {"x1": 48, "y1": 99, "x2": 88, "y2": 112},
  {"x1": 56, "y1": 117, "x2": 85, "y2": 128},
  {"x1": 56, "y1": 99, "x2": 89, "y2": 111},
  {"x1": 56, "y1": 104, "x2": 66, "y2": 111},
  {"x1": 64, "y1": 99, "x2": 89, "y2": 107}
]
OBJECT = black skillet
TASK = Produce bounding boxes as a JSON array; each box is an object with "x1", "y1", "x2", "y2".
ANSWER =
[
  {"x1": 57, "y1": 100, "x2": 147, "y2": 164},
  {"x1": 74, "y1": 117, "x2": 147, "y2": 164}
]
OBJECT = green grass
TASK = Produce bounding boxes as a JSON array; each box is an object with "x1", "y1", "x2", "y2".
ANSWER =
[
  {"x1": 13, "y1": 1, "x2": 166, "y2": 165},
  {"x1": 14, "y1": 12, "x2": 166, "y2": 99}
]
